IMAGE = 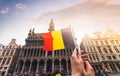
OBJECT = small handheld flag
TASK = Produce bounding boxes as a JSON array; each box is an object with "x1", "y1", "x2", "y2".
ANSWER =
[{"x1": 41, "y1": 27, "x2": 77, "y2": 51}]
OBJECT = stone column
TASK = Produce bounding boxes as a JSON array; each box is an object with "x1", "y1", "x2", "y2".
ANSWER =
[
  {"x1": 0, "y1": 58, "x2": 3, "y2": 65},
  {"x1": 14, "y1": 61, "x2": 19, "y2": 73},
  {"x1": 25, "y1": 48, "x2": 29, "y2": 57},
  {"x1": 29, "y1": 61, "x2": 32, "y2": 73},
  {"x1": 52, "y1": 51, "x2": 54, "y2": 58},
  {"x1": 111, "y1": 46, "x2": 116, "y2": 53},
  {"x1": 91, "y1": 54, "x2": 94, "y2": 62},
  {"x1": 52, "y1": 60, "x2": 54, "y2": 73},
  {"x1": 66, "y1": 60, "x2": 69, "y2": 75},
  {"x1": 21, "y1": 49, "x2": 24, "y2": 57},
  {"x1": 32, "y1": 48, "x2": 35, "y2": 57},
  {"x1": 60, "y1": 59, "x2": 61, "y2": 72},
  {"x1": 21, "y1": 62, "x2": 25, "y2": 73},
  {"x1": 45, "y1": 51, "x2": 48, "y2": 58},
  {"x1": 44, "y1": 60, "x2": 47, "y2": 72},
  {"x1": 36, "y1": 61, "x2": 39, "y2": 76},
  {"x1": 59, "y1": 50, "x2": 60, "y2": 57},
  {"x1": 114, "y1": 63, "x2": 120, "y2": 72}
]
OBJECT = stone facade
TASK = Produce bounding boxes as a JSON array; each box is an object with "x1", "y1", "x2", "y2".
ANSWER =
[
  {"x1": 14, "y1": 20, "x2": 74, "y2": 76},
  {"x1": 0, "y1": 44, "x2": 4, "y2": 56},
  {"x1": 0, "y1": 39, "x2": 20, "y2": 76},
  {"x1": 80, "y1": 29, "x2": 120, "y2": 73}
]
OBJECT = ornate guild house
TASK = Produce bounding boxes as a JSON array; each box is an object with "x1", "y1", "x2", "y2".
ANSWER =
[
  {"x1": 0, "y1": 39, "x2": 20, "y2": 76},
  {"x1": 80, "y1": 29, "x2": 120, "y2": 73},
  {"x1": 14, "y1": 19, "x2": 74, "y2": 76}
]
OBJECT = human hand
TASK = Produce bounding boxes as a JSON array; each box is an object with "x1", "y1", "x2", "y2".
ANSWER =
[
  {"x1": 70, "y1": 49, "x2": 84, "y2": 76},
  {"x1": 83, "y1": 61, "x2": 95, "y2": 76}
]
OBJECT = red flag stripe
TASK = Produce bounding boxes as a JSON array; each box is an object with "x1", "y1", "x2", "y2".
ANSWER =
[{"x1": 41, "y1": 32, "x2": 53, "y2": 51}]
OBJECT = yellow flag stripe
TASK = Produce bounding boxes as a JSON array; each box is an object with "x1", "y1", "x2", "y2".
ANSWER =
[{"x1": 51, "y1": 30, "x2": 65, "y2": 50}]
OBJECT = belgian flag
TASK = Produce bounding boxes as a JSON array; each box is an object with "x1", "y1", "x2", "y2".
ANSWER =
[{"x1": 41, "y1": 27, "x2": 76, "y2": 51}]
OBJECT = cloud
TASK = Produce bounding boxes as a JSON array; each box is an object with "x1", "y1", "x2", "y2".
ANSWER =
[
  {"x1": 34, "y1": 0, "x2": 120, "y2": 25},
  {"x1": 0, "y1": 8, "x2": 9, "y2": 14},
  {"x1": 87, "y1": 0, "x2": 107, "y2": 4},
  {"x1": 15, "y1": 3, "x2": 27, "y2": 9},
  {"x1": 31, "y1": 0, "x2": 120, "y2": 44}
]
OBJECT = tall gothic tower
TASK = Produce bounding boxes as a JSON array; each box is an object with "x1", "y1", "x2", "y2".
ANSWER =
[{"x1": 48, "y1": 18, "x2": 55, "y2": 32}]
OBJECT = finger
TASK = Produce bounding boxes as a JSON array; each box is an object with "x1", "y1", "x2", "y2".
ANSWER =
[
  {"x1": 83, "y1": 61, "x2": 87, "y2": 75},
  {"x1": 71, "y1": 48, "x2": 77, "y2": 59},
  {"x1": 77, "y1": 50, "x2": 84, "y2": 61},
  {"x1": 82, "y1": 58, "x2": 88, "y2": 61},
  {"x1": 84, "y1": 61, "x2": 93, "y2": 71},
  {"x1": 81, "y1": 54, "x2": 88, "y2": 58}
]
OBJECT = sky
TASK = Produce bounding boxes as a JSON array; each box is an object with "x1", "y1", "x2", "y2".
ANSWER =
[{"x1": 0, "y1": 0, "x2": 120, "y2": 46}]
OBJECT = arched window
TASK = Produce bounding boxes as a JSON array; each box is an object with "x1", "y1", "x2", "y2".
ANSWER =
[
  {"x1": 17, "y1": 60, "x2": 24, "y2": 73},
  {"x1": 95, "y1": 54, "x2": 99, "y2": 61},
  {"x1": 108, "y1": 46, "x2": 113, "y2": 53},
  {"x1": 103, "y1": 48, "x2": 108, "y2": 53},
  {"x1": 47, "y1": 59, "x2": 52, "y2": 73},
  {"x1": 113, "y1": 56, "x2": 116, "y2": 59},
  {"x1": 61, "y1": 59, "x2": 67, "y2": 71},
  {"x1": 97, "y1": 47, "x2": 102, "y2": 53},
  {"x1": 106, "y1": 56, "x2": 111, "y2": 60},
  {"x1": 24, "y1": 60, "x2": 31, "y2": 72},
  {"x1": 31, "y1": 60, "x2": 37, "y2": 73},
  {"x1": 54, "y1": 59, "x2": 60, "y2": 71}
]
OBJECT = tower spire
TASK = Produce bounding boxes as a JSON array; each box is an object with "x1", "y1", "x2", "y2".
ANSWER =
[{"x1": 48, "y1": 18, "x2": 55, "y2": 32}]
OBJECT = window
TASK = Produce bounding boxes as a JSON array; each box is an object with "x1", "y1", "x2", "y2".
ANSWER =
[
  {"x1": 97, "y1": 47, "x2": 102, "y2": 53},
  {"x1": 93, "y1": 47, "x2": 96, "y2": 52},
  {"x1": 90, "y1": 47, "x2": 92, "y2": 52},
  {"x1": 6, "y1": 50, "x2": 9, "y2": 55},
  {"x1": 101, "y1": 56, "x2": 105, "y2": 60},
  {"x1": 10, "y1": 50, "x2": 14, "y2": 55},
  {"x1": 108, "y1": 46, "x2": 113, "y2": 53},
  {"x1": 1, "y1": 58, "x2": 7, "y2": 66},
  {"x1": 111, "y1": 40, "x2": 114, "y2": 44},
  {"x1": 2, "y1": 46, "x2": 5, "y2": 48},
  {"x1": 6, "y1": 58, "x2": 11, "y2": 65},
  {"x1": 113, "y1": 56, "x2": 116, "y2": 59},
  {"x1": 95, "y1": 41, "x2": 99, "y2": 45},
  {"x1": 100, "y1": 41, "x2": 104, "y2": 45},
  {"x1": 93, "y1": 54, "x2": 96, "y2": 60},
  {"x1": 89, "y1": 54, "x2": 92, "y2": 61},
  {"x1": 96, "y1": 54, "x2": 99, "y2": 61},
  {"x1": 103, "y1": 48, "x2": 108, "y2": 53},
  {"x1": 105, "y1": 40, "x2": 109, "y2": 45},
  {"x1": 48, "y1": 51, "x2": 52, "y2": 56},
  {"x1": 9, "y1": 46, "x2": 12, "y2": 49},
  {"x1": 106, "y1": 56, "x2": 111, "y2": 60},
  {"x1": 87, "y1": 47, "x2": 89, "y2": 52},
  {"x1": 2, "y1": 50, "x2": 6, "y2": 55},
  {"x1": 4, "y1": 67, "x2": 7, "y2": 70},
  {"x1": 113, "y1": 46, "x2": 119, "y2": 53}
]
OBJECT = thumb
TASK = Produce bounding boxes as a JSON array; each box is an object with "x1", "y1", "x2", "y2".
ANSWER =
[{"x1": 84, "y1": 61, "x2": 93, "y2": 71}]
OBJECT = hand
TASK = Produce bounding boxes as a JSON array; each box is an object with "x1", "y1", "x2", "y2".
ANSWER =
[
  {"x1": 70, "y1": 49, "x2": 84, "y2": 76},
  {"x1": 83, "y1": 61, "x2": 95, "y2": 76}
]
